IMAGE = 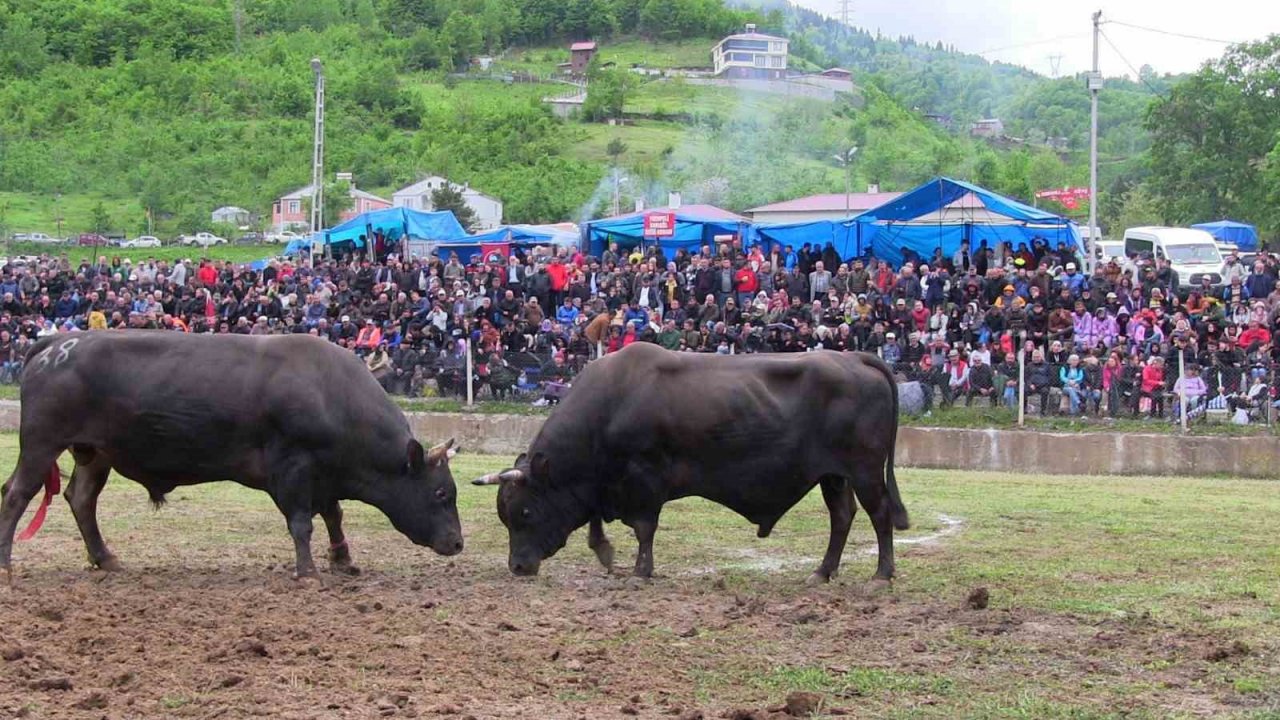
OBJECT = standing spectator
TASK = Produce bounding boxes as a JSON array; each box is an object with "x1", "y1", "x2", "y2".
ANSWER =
[{"x1": 1140, "y1": 356, "x2": 1167, "y2": 418}]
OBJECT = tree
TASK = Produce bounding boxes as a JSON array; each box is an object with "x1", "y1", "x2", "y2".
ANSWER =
[
  {"x1": 583, "y1": 65, "x2": 639, "y2": 121},
  {"x1": 90, "y1": 202, "x2": 112, "y2": 235},
  {"x1": 605, "y1": 137, "x2": 627, "y2": 165},
  {"x1": 431, "y1": 184, "x2": 478, "y2": 232},
  {"x1": 1145, "y1": 35, "x2": 1280, "y2": 234}
]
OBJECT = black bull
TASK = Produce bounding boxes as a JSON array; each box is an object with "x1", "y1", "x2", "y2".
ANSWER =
[
  {"x1": 475, "y1": 343, "x2": 909, "y2": 582},
  {"x1": 0, "y1": 331, "x2": 463, "y2": 580}
]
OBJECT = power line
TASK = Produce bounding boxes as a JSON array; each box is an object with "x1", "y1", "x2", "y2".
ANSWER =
[
  {"x1": 1099, "y1": 30, "x2": 1166, "y2": 97},
  {"x1": 1105, "y1": 20, "x2": 1239, "y2": 46},
  {"x1": 975, "y1": 33, "x2": 1089, "y2": 57}
]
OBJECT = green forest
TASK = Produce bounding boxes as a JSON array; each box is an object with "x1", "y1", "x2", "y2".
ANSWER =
[{"x1": 0, "y1": 0, "x2": 1276, "y2": 242}]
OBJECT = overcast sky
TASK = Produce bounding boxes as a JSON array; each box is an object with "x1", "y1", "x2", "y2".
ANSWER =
[{"x1": 793, "y1": 0, "x2": 1280, "y2": 78}]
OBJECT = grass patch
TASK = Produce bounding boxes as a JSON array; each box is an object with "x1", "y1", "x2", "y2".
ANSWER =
[{"x1": 0, "y1": 191, "x2": 142, "y2": 239}]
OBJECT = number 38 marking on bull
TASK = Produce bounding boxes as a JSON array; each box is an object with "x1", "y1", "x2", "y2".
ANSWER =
[{"x1": 32, "y1": 338, "x2": 80, "y2": 373}]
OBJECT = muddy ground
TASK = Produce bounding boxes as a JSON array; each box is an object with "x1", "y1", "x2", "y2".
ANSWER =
[
  {"x1": 0, "y1": 462, "x2": 1276, "y2": 719},
  {"x1": 0, "y1": 541, "x2": 1268, "y2": 719}
]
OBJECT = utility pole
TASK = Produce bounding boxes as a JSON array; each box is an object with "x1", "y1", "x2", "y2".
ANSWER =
[
  {"x1": 1086, "y1": 11, "x2": 1103, "y2": 276},
  {"x1": 310, "y1": 58, "x2": 325, "y2": 265},
  {"x1": 839, "y1": 0, "x2": 852, "y2": 27}
]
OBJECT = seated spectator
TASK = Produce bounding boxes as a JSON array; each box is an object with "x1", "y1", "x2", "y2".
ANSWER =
[
  {"x1": 1172, "y1": 364, "x2": 1208, "y2": 421},
  {"x1": 1059, "y1": 354, "x2": 1087, "y2": 416},
  {"x1": 1140, "y1": 356, "x2": 1167, "y2": 418},
  {"x1": 966, "y1": 352, "x2": 996, "y2": 406}
]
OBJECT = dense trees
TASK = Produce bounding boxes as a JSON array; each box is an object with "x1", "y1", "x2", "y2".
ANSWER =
[{"x1": 1144, "y1": 36, "x2": 1280, "y2": 236}]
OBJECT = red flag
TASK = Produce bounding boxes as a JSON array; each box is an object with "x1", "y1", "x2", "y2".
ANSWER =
[{"x1": 480, "y1": 243, "x2": 510, "y2": 265}]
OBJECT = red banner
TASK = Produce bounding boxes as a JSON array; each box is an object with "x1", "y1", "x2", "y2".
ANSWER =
[
  {"x1": 1035, "y1": 187, "x2": 1090, "y2": 209},
  {"x1": 480, "y1": 243, "x2": 510, "y2": 265},
  {"x1": 643, "y1": 212, "x2": 675, "y2": 238}
]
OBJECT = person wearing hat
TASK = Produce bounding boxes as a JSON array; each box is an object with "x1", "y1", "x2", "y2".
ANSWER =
[
  {"x1": 941, "y1": 348, "x2": 968, "y2": 408},
  {"x1": 881, "y1": 331, "x2": 901, "y2": 365},
  {"x1": 354, "y1": 318, "x2": 382, "y2": 356}
]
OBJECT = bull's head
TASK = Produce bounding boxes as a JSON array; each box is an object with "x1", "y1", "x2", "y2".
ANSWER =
[
  {"x1": 380, "y1": 438, "x2": 464, "y2": 556},
  {"x1": 473, "y1": 452, "x2": 583, "y2": 576}
]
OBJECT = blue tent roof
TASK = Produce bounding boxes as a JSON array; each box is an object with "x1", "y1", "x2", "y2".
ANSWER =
[
  {"x1": 324, "y1": 208, "x2": 467, "y2": 247},
  {"x1": 853, "y1": 177, "x2": 1080, "y2": 267},
  {"x1": 858, "y1": 176, "x2": 1065, "y2": 225},
  {"x1": 467, "y1": 224, "x2": 579, "y2": 247},
  {"x1": 1191, "y1": 220, "x2": 1258, "y2": 251},
  {"x1": 584, "y1": 205, "x2": 750, "y2": 256}
]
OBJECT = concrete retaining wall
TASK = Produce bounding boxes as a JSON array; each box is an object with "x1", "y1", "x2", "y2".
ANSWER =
[{"x1": 2, "y1": 400, "x2": 1273, "y2": 478}]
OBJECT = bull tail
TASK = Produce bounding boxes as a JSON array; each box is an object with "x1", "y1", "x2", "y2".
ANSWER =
[
  {"x1": 869, "y1": 355, "x2": 910, "y2": 531},
  {"x1": 16, "y1": 463, "x2": 62, "y2": 541}
]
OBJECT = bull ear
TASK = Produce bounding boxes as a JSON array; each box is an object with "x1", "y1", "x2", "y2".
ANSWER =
[
  {"x1": 407, "y1": 439, "x2": 426, "y2": 473},
  {"x1": 427, "y1": 438, "x2": 457, "y2": 467},
  {"x1": 530, "y1": 452, "x2": 550, "y2": 482}
]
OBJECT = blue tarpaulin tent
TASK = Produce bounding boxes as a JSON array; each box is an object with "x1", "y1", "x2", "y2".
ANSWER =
[
  {"x1": 747, "y1": 177, "x2": 1080, "y2": 267},
  {"x1": 466, "y1": 224, "x2": 580, "y2": 247},
  {"x1": 853, "y1": 177, "x2": 1080, "y2": 267},
  {"x1": 428, "y1": 224, "x2": 582, "y2": 265},
  {"x1": 1191, "y1": 220, "x2": 1258, "y2": 251},
  {"x1": 750, "y1": 219, "x2": 858, "y2": 259},
  {"x1": 323, "y1": 207, "x2": 467, "y2": 247},
  {"x1": 584, "y1": 205, "x2": 750, "y2": 257}
]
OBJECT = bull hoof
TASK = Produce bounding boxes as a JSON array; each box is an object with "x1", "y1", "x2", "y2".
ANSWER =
[
  {"x1": 861, "y1": 577, "x2": 892, "y2": 595},
  {"x1": 293, "y1": 572, "x2": 323, "y2": 589},
  {"x1": 94, "y1": 556, "x2": 124, "y2": 572},
  {"x1": 593, "y1": 541, "x2": 615, "y2": 572},
  {"x1": 805, "y1": 571, "x2": 832, "y2": 586},
  {"x1": 330, "y1": 562, "x2": 361, "y2": 577}
]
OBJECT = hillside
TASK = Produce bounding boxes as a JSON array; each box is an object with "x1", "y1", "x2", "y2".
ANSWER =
[{"x1": 0, "y1": 0, "x2": 1096, "y2": 241}]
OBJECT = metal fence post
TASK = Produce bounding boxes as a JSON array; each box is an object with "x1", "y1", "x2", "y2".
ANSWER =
[
  {"x1": 1270, "y1": 363, "x2": 1276, "y2": 430},
  {"x1": 464, "y1": 338, "x2": 474, "y2": 407},
  {"x1": 1178, "y1": 348, "x2": 1187, "y2": 433},
  {"x1": 1017, "y1": 346, "x2": 1026, "y2": 427},
  {"x1": 597, "y1": 341, "x2": 604, "y2": 360}
]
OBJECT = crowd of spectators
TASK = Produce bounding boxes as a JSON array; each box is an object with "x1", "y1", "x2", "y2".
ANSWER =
[{"x1": 1, "y1": 235, "x2": 1277, "y2": 422}]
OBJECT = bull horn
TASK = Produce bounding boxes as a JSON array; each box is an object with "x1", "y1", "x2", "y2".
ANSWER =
[
  {"x1": 471, "y1": 469, "x2": 523, "y2": 486},
  {"x1": 428, "y1": 438, "x2": 459, "y2": 464}
]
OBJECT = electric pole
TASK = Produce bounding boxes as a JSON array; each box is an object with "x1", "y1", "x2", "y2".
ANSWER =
[
  {"x1": 840, "y1": 0, "x2": 852, "y2": 27},
  {"x1": 1048, "y1": 54, "x2": 1063, "y2": 78},
  {"x1": 310, "y1": 58, "x2": 325, "y2": 264},
  {"x1": 1086, "y1": 11, "x2": 1102, "y2": 275}
]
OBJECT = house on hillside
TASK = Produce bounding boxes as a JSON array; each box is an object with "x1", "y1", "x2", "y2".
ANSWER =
[
  {"x1": 569, "y1": 41, "x2": 597, "y2": 75},
  {"x1": 271, "y1": 185, "x2": 391, "y2": 232},
  {"x1": 392, "y1": 176, "x2": 503, "y2": 231},
  {"x1": 819, "y1": 68, "x2": 852, "y2": 80},
  {"x1": 970, "y1": 118, "x2": 1005, "y2": 138},
  {"x1": 211, "y1": 206, "x2": 252, "y2": 226},
  {"x1": 712, "y1": 24, "x2": 788, "y2": 80}
]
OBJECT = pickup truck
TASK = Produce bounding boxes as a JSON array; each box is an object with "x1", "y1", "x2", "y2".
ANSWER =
[{"x1": 178, "y1": 232, "x2": 227, "y2": 247}]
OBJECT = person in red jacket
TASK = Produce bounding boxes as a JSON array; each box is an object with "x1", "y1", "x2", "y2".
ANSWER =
[
  {"x1": 1140, "y1": 356, "x2": 1166, "y2": 418},
  {"x1": 1238, "y1": 320, "x2": 1271, "y2": 352},
  {"x1": 733, "y1": 263, "x2": 758, "y2": 306},
  {"x1": 196, "y1": 261, "x2": 217, "y2": 287},
  {"x1": 547, "y1": 256, "x2": 569, "y2": 307}
]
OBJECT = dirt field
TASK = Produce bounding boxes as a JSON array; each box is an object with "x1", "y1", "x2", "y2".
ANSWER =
[{"x1": 1, "y1": 442, "x2": 1278, "y2": 719}]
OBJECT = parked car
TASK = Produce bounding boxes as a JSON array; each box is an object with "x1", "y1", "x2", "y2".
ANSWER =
[
  {"x1": 179, "y1": 231, "x2": 227, "y2": 247},
  {"x1": 78, "y1": 233, "x2": 109, "y2": 246},
  {"x1": 235, "y1": 232, "x2": 265, "y2": 245},
  {"x1": 26, "y1": 232, "x2": 62, "y2": 245},
  {"x1": 122, "y1": 235, "x2": 162, "y2": 248},
  {"x1": 266, "y1": 230, "x2": 302, "y2": 244},
  {"x1": 10, "y1": 233, "x2": 30, "y2": 242}
]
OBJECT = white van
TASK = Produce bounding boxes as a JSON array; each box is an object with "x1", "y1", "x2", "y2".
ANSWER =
[
  {"x1": 1094, "y1": 239, "x2": 1125, "y2": 264},
  {"x1": 1122, "y1": 226, "x2": 1224, "y2": 288}
]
